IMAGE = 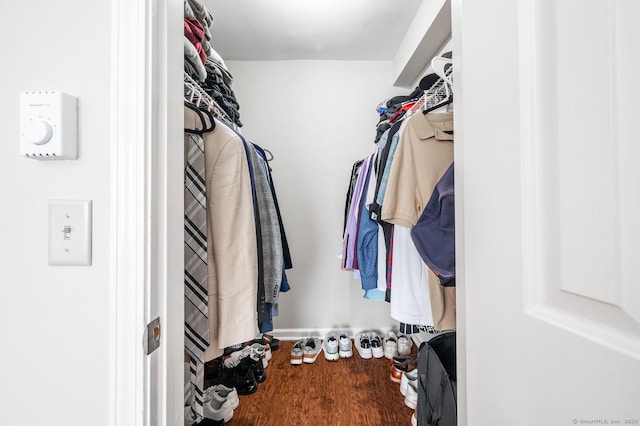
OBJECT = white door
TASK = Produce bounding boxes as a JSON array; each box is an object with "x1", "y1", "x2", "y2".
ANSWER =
[{"x1": 455, "y1": 0, "x2": 640, "y2": 425}]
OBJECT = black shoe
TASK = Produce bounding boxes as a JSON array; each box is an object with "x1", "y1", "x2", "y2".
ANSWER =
[
  {"x1": 209, "y1": 363, "x2": 258, "y2": 395},
  {"x1": 241, "y1": 353, "x2": 267, "y2": 383}
]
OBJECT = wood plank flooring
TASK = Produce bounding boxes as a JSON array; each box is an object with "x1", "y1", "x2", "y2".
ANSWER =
[{"x1": 228, "y1": 339, "x2": 415, "y2": 426}]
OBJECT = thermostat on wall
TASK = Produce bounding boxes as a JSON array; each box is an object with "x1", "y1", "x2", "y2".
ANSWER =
[{"x1": 20, "y1": 91, "x2": 78, "y2": 160}]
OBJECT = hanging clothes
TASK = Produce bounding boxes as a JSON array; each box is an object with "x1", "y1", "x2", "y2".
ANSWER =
[{"x1": 340, "y1": 73, "x2": 457, "y2": 332}]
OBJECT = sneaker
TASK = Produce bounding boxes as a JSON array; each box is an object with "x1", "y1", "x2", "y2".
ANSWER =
[
  {"x1": 404, "y1": 380, "x2": 418, "y2": 409},
  {"x1": 291, "y1": 339, "x2": 304, "y2": 365},
  {"x1": 383, "y1": 331, "x2": 398, "y2": 359},
  {"x1": 203, "y1": 390, "x2": 234, "y2": 423},
  {"x1": 203, "y1": 384, "x2": 239, "y2": 410},
  {"x1": 390, "y1": 356, "x2": 416, "y2": 383},
  {"x1": 400, "y1": 369, "x2": 419, "y2": 396},
  {"x1": 411, "y1": 410, "x2": 418, "y2": 426},
  {"x1": 209, "y1": 360, "x2": 258, "y2": 395},
  {"x1": 323, "y1": 332, "x2": 339, "y2": 361},
  {"x1": 369, "y1": 332, "x2": 384, "y2": 358},
  {"x1": 397, "y1": 334, "x2": 413, "y2": 355},
  {"x1": 338, "y1": 332, "x2": 353, "y2": 358},
  {"x1": 303, "y1": 337, "x2": 322, "y2": 363},
  {"x1": 249, "y1": 342, "x2": 270, "y2": 368},
  {"x1": 355, "y1": 332, "x2": 372, "y2": 359},
  {"x1": 250, "y1": 333, "x2": 280, "y2": 351}
]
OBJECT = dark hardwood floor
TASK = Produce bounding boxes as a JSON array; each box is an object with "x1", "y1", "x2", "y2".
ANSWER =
[{"x1": 228, "y1": 339, "x2": 415, "y2": 426}]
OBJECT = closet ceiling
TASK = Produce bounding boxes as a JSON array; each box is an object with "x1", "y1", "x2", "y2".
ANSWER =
[{"x1": 203, "y1": 0, "x2": 423, "y2": 60}]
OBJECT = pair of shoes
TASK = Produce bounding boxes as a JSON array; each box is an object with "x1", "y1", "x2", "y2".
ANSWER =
[
  {"x1": 355, "y1": 331, "x2": 384, "y2": 359},
  {"x1": 291, "y1": 337, "x2": 323, "y2": 364},
  {"x1": 323, "y1": 331, "x2": 352, "y2": 361},
  {"x1": 383, "y1": 331, "x2": 398, "y2": 359},
  {"x1": 390, "y1": 354, "x2": 417, "y2": 383},
  {"x1": 397, "y1": 333, "x2": 413, "y2": 355}
]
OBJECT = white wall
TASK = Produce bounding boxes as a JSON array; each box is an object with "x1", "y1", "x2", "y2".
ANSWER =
[
  {"x1": 226, "y1": 60, "x2": 408, "y2": 334},
  {"x1": 0, "y1": 1, "x2": 111, "y2": 425}
]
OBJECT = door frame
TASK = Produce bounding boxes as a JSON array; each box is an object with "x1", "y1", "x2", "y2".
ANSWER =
[
  {"x1": 110, "y1": 0, "x2": 184, "y2": 425},
  {"x1": 109, "y1": 1, "x2": 469, "y2": 425}
]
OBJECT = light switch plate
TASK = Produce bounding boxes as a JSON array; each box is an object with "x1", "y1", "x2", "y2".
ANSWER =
[{"x1": 48, "y1": 200, "x2": 92, "y2": 266}]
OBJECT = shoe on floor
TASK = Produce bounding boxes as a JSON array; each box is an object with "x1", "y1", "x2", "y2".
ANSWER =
[
  {"x1": 290, "y1": 339, "x2": 304, "y2": 365},
  {"x1": 404, "y1": 380, "x2": 418, "y2": 409},
  {"x1": 203, "y1": 392, "x2": 234, "y2": 423},
  {"x1": 338, "y1": 332, "x2": 353, "y2": 358},
  {"x1": 323, "y1": 331, "x2": 339, "y2": 361},
  {"x1": 397, "y1": 333, "x2": 413, "y2": 355},
  {"x1": 303, "y1": 337, "x2": 322, "y2": 363},
  {"x1": 355, "y1": 332, "x2": 372, "y2": 359},
  {"x1": 369, "y1": 332, "x2": 384, "y2": 358},
  {"x1": 400, "y1": 369, "x2": 419, "y2": 396},
  {"x1": 209, "y1": 362, "x2": 258, "y2": 395},
  {"x1": 383, "y1": 330, "x2": 398, "y2": 359},
  {"x1": 203, "y1": 384, "x2": 239, "y2": 410},
  {"x1": 411, "y1": 409, "x2": 418, "y2": 426},
  {"x1": 251, "y1": 333, "x2": 280, "y2": 351}
]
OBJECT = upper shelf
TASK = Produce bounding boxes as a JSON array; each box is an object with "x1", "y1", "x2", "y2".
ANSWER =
[{"x1": 392, "y1": 0, "x2": 452, "y2": 87}]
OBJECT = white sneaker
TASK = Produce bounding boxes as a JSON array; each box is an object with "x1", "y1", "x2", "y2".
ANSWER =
[
  {"x1": 291, "y1": 339, "x2": 304, "y2": 365},
  {"x1": 250, "y1": 342, "x2": 270, "y2": 368},
  {"x1": 323, "y1": 331, "x2": 339, "y2": 361},
  {"x1": 411, "y1": 410, "x2": 418, "y2": 426},
  {"x1": 303, "y1": 337, "x2": 322, "y2": 363},
  {"x1": 400, "y1": 369, "x2": 419, "y2": 396},
  {"x1": 203, "y1": 384, "x2": 239, "y2": 410},
  {"x1": 202, "y1": 391, "x2": 234, "y2": 423},
  {"x1": 369, "y1": 332, "x2": 384, "y2": 358},
  {"x1": 355, "y1": 332, "x2": 372, "y2": 359},
  {"x1": 383, "y1": 331, "x2": 398, "y2": 359},
  {"x1": 224, "y1": 345, "x2": 264, "y2": 368},
  {"x1": 223, "y1": 346, "x2": 252, "y2": 368},
  {"x1": 338, "y1": 332, "x2": 353, "y2": 358},
  {"x1": 397, "y1": 334, "x2": 413, "y2": 356},
  {"x1": 404, "y1": 380, "x2": 418, "y2": 409}
]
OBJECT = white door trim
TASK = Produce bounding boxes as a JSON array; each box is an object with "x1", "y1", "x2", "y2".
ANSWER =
[
  {"x1": 109, "y1": 0, "x2": 149, "y2": 424},
  {"x1": 109, "y1": 0, "x2": 183, "y2": 425},
  {"x1": 450, "y1": 0, "x2": 467, "y2": 425}
]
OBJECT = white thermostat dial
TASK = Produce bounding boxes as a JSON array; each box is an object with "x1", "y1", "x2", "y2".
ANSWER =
[{"x1": 26, "y1": 120, "x2": 53, "y2": 145}]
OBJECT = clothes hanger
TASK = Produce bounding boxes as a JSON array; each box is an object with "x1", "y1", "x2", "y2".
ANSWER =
[
  {"x1": 423, "y1": 56, "x2": 453, "y2": 115},
  {"x1": 430, "y1": 56, "x2": 453, "y2": 86},
  {"x1": 184, "y1": 101, "x2": 215, "y2": 134}
]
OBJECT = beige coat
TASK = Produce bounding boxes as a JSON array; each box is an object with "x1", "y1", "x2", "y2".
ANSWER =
[{"x1": 185, "y1": 108, "x2": 259, "y2": 361}]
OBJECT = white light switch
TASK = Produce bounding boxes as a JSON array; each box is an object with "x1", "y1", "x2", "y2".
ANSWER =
[{"x1": 48, "y1": 200, "x2": 92, "y2": 266}]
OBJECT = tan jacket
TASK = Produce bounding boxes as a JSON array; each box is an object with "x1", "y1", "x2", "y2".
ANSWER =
[{"x1": 185, "y1": 108, "x2": 259, "y2": 361}]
